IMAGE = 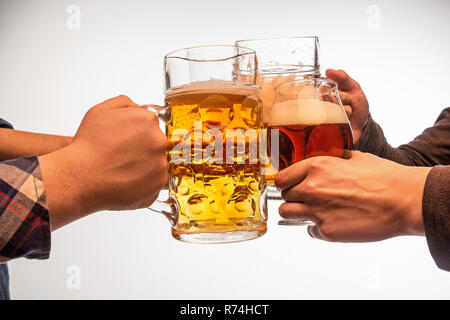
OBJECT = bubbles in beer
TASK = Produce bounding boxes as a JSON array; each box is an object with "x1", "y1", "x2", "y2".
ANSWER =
[
  {"x1": 240, "y1": 95, "x2": 260, "y2": 128},
  {"x1": 187, "y1": 194, "x2": 207, "y2": 216},
  {"x1": 221, "y1": 182, "x2": 235, "y2": 195},
  {"x1": 209, "y1": 200, "x2": 219, "y2": 214},
  {"x1": 178, "y1": 185, "x2": 190, "y2": 196},
  {"x1": 166, "y1": 82, "x2": 265, "y2": 234},
  {"x1": 199, "y1": 94, "x2": 232, "y2": 129},
  {"x1": 248, "y1": 181, "x2": 259, "y2": 193}
]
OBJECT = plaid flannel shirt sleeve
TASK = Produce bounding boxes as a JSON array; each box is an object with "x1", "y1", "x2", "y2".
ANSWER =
[{"x1": 0, "y1": 156, "x2": 51, "y2": 263}]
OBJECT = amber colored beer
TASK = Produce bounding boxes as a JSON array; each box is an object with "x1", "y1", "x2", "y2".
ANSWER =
[
  {"x1": 165, "y1": 83, "x2": 266, "y2": 237},
  {"x1": 259, "y1": 74, "x2": 320, "y2": 183},
  {"x1": 267, "y1": 98, "x2": 353, "y2": 174},
  {"x1": 268, "y1": 123, "x2": 353, "y2": 171}
]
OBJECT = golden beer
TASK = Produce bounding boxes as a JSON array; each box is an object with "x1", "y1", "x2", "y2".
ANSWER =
[{"x1": 165, "y1": 83, "x2": 266, "y2": 237}]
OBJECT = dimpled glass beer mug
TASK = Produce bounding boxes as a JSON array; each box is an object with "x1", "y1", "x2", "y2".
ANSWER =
[
  {"x1": 269, "y1": 78, "x2": 354, "y2": 225},
  {"x1": 235, "y1": 37, "x2": 321, "y2": 200},
  {"x1": 143, "y1": 45, "x2": 268, "y2": 243}
]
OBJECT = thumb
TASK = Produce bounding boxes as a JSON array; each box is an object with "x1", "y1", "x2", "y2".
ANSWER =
[{"x1": 325, "y1": 69, "x2": 359, "y2": 92}]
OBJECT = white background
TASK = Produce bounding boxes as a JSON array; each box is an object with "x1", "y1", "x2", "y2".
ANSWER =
[{"x1": 1, "y1": 0, "x2": 449, "y2": 299}]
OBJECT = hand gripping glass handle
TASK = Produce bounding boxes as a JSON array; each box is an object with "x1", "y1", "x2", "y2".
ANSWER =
[{"x1": 140, "y1": 104, "x2": 178, "y2": 226}]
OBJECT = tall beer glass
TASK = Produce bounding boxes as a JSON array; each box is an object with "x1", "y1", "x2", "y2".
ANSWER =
[
  {"x1": 144, "y1": 46, "x2": 268, "y2": 243},
  {"x1": 235, "y1": 37, "x2": 321, "y2": 199},
  {"x1": 269, "y1": 78, "x2": 353, "y2": 225}
]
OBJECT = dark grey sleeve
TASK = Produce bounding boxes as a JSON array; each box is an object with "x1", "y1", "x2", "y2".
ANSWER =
[
  {"x1": 355, "y1": 108, "x2": 450, "y2": 166},
  {"x1": 422, "y1": 166, "x2": 450, "y2": 271}
]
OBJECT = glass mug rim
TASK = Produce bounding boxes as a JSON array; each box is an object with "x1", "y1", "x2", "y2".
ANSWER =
[
  {"x1": 164, "y1": 44, "x2": 256, "y2": 62},
  {"x1": 163, "y1": 45, "x2": 259, "y2": 92},
  {"x1": 235, "y1": 35, "x2": 319, "y2": 44},
  {"x1": 236, "y1": 37, "x2": 320, "y2": 76},
  {"x1": 274, "y1": 77, "x2": 338, "y2": 98}
]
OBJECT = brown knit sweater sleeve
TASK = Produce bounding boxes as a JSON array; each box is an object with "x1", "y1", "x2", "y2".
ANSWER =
[
  {"x1": 422, "y1": 166, "x2": 450, "y2": 270},
  {"x1": 355, "y1": 108, "x2": 450, "y2": 166},
  {"x1": 355, "y1": 108, "x2": 450, "y2": 271}
]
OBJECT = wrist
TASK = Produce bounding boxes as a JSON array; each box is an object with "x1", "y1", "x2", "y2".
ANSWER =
[
  {"x1": 400, "y1": 166, "x2": 432, "y2": 236},
  {"x1": 38, "y1": 144, "x2": 93, "y2": 230}
]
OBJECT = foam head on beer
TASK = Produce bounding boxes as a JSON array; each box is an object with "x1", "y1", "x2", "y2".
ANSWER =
[
  {"x1": 269, "y1": 98, "x2": 349, "y2": 127},
  {"x1": 259, "y1": 74, "x2": 297, "y2": 124},
  {"x1": 267, "y1": 98, "x2": 353, "y2": 171}
]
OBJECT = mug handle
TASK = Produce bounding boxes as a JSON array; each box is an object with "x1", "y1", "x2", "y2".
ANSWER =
[{"x1": 140, "y1": 104, "x2": 177, "y2": 226}]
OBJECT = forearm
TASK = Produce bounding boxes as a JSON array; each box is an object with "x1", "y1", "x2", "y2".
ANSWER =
[
  {"x1": 0, "y1": 128, "x2": 72, "y2": 161},
  {"x1": 355, "y1": 109, "x2": 450, "y2": 166}
]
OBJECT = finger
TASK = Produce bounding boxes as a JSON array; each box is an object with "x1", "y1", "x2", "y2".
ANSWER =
[
  {"x1": 98, "y1": 95, "x2": 139, "y2": 109},
  {"x1": 320, "y1": 90, "x2": 338, "y2": 104},
  {"x1": 343, "y1": 104, "x2": 352, "y2": 118},
  {"x1": 278, "y1": 202, "x2": 320, "y2": 224},
  {"x1": 325, "y1": 69, "x2": 358, "y2": 92},
  {"x1": 337, "y1": 91, "x2": 352, "y2": 105},
  {"x1": 274, "y1": 160, "x2": 309, "y2": 191},
  {"x1": 281, "y1": 185, "x2": 310, "y2": 202},
  {"x1": 320, "y1": 91, "x2": 351, "y2": 117},
  {"x1": 275, "y1": 156, "x2": 328, "y2": 191},
  {"x1": 139, "y1": 193, "x2": 160, "y2": 209},
  {"x1": 307, "y1": 224, "x2": 325, "y2": 240}
]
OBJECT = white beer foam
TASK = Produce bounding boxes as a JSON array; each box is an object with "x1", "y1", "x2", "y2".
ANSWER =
[
  {"x1": 166, "y1": 80, "x2": 260, "y2": 99},
  {"x1": 268, "y1": 98, "x2": 348, "y2": 126}
]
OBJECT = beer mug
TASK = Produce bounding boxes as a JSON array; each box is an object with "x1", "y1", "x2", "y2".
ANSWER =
[
  {"x1": 143, "y1": 45, "x2": 268, "y2": 243},
  {"x1": 235, "y1": 37, "x2": 321, "y2": 199},
  {"x1": 268, "y1": 78, "x2": 354, "y2": 225}
]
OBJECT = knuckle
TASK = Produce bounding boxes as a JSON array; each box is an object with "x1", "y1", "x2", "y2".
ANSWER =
[
  {"x1": 274, "y1": 172, "x2": 286, "y2": 190},
  {"x1": 141, "y1": 110, "x2": 158, "y2": 124},
  {"x1": 87, "y1": 105, "x2": 100, "y2": 114},
  {"x1": 116, "y1": 94, "x2": 132, "y2": 103},
  {"x1": 319, "y1": 224, "x2": 339, "y2": 241},
  {"x1": 339, "y1": 70, "x2": 349, "y2": 79},
  {"x1": 309, "y1": 157, "x2": 329, "y2": 170},
  {"x1": 146, "y1": 110, "x2": 158, "y2": 120},
  {"x1": 302, "y1": 179, "x2": 320, "y2": 196},
  {"x1": 352, "y1": 95, "x2": 363, "y2": 105},
  {"x1": 155, "y1": 130, "x2": 169, "y2": 150}
]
